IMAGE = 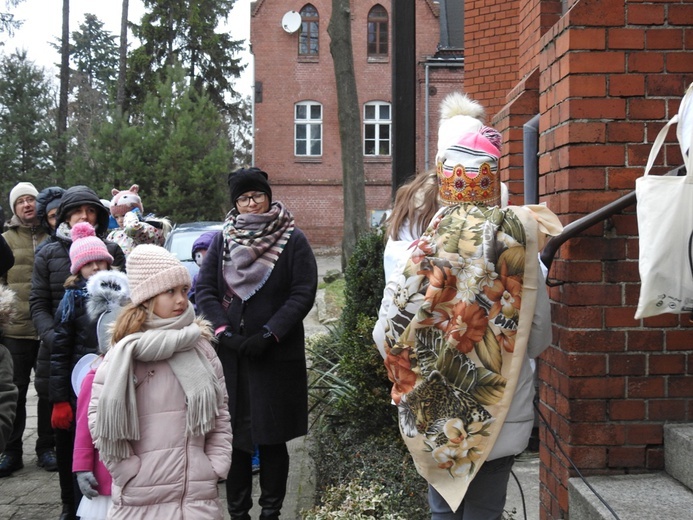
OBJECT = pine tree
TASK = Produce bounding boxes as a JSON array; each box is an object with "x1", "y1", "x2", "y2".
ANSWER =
[
  {"x1": 81, "y1": 65, "x2": 234, "y2": 223},
  {"x1": 128, "y1": 0, "x2": 245, "y2": 115},
  {"x1": 0, "y1": 51, "x2": 57, "y2": 196}
]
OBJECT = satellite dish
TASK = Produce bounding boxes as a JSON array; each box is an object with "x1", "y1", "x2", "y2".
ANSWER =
[{"x1": 282, "y1": 11, "x2": 301, "y2": 34}]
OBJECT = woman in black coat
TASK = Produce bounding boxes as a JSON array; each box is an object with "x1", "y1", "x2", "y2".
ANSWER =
[
  {"x1": 30, "y1": 185, "x2": 124, "y2": 520},
  {"x1": 196, "y1": 168, "x2": 317, "y2": 520}
]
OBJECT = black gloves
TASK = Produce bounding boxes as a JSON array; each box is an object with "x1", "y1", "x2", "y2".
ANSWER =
[
  {"x1": 241, "y1": 330, "x2": 276, "y2": 359},
  {"x1": 217, "y1": 330, "x2": 247, "y2": 356}
]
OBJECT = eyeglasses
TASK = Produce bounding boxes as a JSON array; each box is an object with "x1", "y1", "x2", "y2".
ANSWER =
[{"x1": 235, "y1": 192, "x2": 267, "y2": 207}]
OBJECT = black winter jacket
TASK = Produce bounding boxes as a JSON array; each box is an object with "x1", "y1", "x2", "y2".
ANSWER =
[
  {"x1": 30, "y1": 235, "x2": 124, "y2": 396},
  {"x1": 196, "y1": 227, "x2": 317, "y2": 447}
]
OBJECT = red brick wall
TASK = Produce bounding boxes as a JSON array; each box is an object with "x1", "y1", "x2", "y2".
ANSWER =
[
  {"x1": 464, "y1": 0, "x2": 693, "y2": 518},
  {"x1": 463, "y1": 0, "x2": 521, "y2": 116},
  {"x1": 535, "y1": 1, "x2": 692, "y2": 518},
  {"x1": 251, "y1": 1, "x2": 441, "y2": 247}
]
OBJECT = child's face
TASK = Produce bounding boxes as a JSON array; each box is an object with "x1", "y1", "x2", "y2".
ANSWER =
[
  {"x1": 79, "y1": 260, "x2": 109, "y2": 280},
  {"x1": 194, "y1": 249, "x2": 208, "y2": 267},
  {"x1": 115, "y1": 214, "x2": 125, "y2": 228},
  {"x1": 152, "y1": 284, "x2": 190, "y2": 319}
]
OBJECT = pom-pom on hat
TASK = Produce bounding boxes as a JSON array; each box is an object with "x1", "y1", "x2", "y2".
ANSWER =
[
  {"x1": 126, "y1": 245, "x2": 191, "y2": 306},
  {"x1": 228, "y1": 167, "x2": 272, "y2": 205},
  {"x1": 435, "y1": 92, "x2": 502, "y2": 207},
  {"x1": 69, "y1": 223, "x2": 114, "y2": 274},
  {"x1": 110, "y1": 184, "x2": 144, "y2": 217},
  {"x1": 435, "y1": 92, "x2": 486, "y2": 166},
  {"x1": 9, "y1": 182, "x2": 39, "y2": 214}
]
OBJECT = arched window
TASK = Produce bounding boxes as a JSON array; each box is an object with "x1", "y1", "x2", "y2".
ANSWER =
[
  {"x1": 295, "y1": 101, "x2": 322, "y2": 156},
  {"x1": 299, "y1": 5, "x2": 319, "y2": 56},
  {"x1": 367, "y1": 5, "x2": 388, "y2": 57},
  {"x1": 364, "y1": 101, "x2": 391, "y2": 156}
]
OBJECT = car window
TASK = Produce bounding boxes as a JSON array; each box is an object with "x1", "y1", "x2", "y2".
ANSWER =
[{"x1": 167, "y1": 231, "x2": 202, "y2": 261}]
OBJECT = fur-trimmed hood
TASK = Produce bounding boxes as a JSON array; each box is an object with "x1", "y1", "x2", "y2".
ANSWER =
[
  {"x1": 86, "y1": 270, "x2": 130, "y2": 353},
  {"x1": 0, "y1": 285, "x2": 17, "y2": 329},
  {"x1": 86, "y1": 270, "x2": 131, "y2": 320}
]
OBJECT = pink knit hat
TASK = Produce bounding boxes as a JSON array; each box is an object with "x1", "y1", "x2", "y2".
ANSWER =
[
  {"x1": 110, "y1": 184, "x2": 144, "y2": 217},
  {"x1": 126, "y1": 245, "x2": 191, "y2": 306},
  {"x1": 69, "y1": 223, "x2": 114, "y2": 274}
]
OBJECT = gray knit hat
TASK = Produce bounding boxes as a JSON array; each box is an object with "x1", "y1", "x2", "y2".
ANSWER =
[{"x1": 126, "y1": 245, "x2": 191, "y2": 306}]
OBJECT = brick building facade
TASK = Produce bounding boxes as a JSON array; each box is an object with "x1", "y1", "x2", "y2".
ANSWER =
[{"x1": 250, "y1": 0, "x2": 457, "y2": 246}]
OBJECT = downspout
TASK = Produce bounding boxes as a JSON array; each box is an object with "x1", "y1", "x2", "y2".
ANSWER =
[
  {"x1": 250, "y1": 43, "x2": 256, "y2": 166},
  {"x1": 523, "y1": 114, "x2": 540, "y2": 204},
  {"x1": 425, "y1": 62, "x2": 430, "y2": 171},
  {"x1": 423, "y1": 59, "x2": 465, "y2": 170}
]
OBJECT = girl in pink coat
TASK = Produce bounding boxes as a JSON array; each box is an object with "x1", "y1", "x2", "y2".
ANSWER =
[
  {"x1": 72, "y1": 269, "x2": 130, "y2": 520},
  {"x1": 88, "y1": 245, "x2": 232, "y2": 520}
]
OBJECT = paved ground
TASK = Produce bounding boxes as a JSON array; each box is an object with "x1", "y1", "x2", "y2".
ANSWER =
[{"x1": 0, "y1": 251, "x2": 540, "y2": 520}]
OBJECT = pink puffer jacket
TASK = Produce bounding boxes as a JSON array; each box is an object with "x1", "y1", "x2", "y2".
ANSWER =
[{"x1": 88, "y1": 340, "x2": 232, "y2": 520}]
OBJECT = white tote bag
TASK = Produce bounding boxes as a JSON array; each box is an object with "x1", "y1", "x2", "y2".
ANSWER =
[{"x1": 635, "y1": 83, "x2": 693, "y2": 319}]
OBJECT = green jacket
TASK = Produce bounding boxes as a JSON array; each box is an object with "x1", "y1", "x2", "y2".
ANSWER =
[{"x1": 2, "y1": 216, "x2": 47, "y2": 339}]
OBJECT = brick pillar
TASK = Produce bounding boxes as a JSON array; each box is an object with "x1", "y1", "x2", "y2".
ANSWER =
[{"x1": 536, "y1": 1, "x2": 693, "y2": 518}]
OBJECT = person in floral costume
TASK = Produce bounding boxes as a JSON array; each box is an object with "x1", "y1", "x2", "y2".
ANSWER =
[{"x1": 373, "y1": 92, "x2": 562, "y2": 519}]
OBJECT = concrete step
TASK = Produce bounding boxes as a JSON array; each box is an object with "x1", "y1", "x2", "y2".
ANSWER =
[
  {"x1": 568, "y1": 472, "x2": 693, "y2": 520},
  {"x1": 665, "y1": 422, "x2": 693, "y2": 491}
]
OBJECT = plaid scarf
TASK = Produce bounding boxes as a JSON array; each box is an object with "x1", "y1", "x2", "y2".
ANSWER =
[{"x1": 222, "y1": 201, "x2": 295, "y2": 301}]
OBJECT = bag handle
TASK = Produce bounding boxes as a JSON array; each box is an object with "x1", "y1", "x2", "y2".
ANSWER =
[
  {"x1": 644, "y1": 114, "x2": 679, "y2": 176},
  {"x1": 644, "y1": 82, "x2": 693, "y2": 177}
]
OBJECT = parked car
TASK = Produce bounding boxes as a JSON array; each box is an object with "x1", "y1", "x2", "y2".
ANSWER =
[{"x1": 164, "y1": 221, "x2": 223, "y2": 279}]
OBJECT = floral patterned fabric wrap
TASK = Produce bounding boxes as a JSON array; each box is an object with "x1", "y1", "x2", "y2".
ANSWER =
[{"x1": 378, "y1": 203, "x2": 546, "y2": 511}]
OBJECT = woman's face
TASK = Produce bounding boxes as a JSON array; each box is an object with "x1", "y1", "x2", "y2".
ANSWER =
[
  {"x1": 235, "y1": 191, "x2": 270, "y2": 215},
  {"x1": 67, "y1": 204, "x2": 99, "y2": 228},
  {"x1": 151, "y1": 284, "x2": 190, "y2": 319}
]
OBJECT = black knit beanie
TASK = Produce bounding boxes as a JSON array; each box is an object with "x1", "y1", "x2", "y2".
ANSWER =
[{"x1": 227, "y1": 167, "x2": 272, "y2": 205}]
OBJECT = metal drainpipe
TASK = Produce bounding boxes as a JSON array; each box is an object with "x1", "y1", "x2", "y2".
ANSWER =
[
  {"x1": 425, "y1": 62, "x2": 430, "y2": 171},
  {"x1": 523, "y1": 114, "x2": 540, "y2": 204},
  {"x1": 423, "y1": 59, "x2": 465, "y2": 170}
]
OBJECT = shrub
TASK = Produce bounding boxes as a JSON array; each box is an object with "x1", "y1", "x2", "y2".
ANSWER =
[
  {"x1": 302, "y1": 475, "x2": 410, "y2": 520},
  {"x1": 305, "y1": 229, "x2": 430, "y2": 519}
]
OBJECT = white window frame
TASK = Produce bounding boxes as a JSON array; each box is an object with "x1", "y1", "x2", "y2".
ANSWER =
[
  {"x1": 295, "y1": 101, "x2": 323, "y2": 157},
  {"x1": 363, "y1": 101, "x2": 391, "y2": 156}
]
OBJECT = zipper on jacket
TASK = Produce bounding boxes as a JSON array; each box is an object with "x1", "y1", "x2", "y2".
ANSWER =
[
  {"x1": 134, "y1": 369, "x2": 155, "y2": 389},
  {"x1": 239, "y1": 301, "x2": 247, "y2": 334},
  {"x1": 181, "y1": 435, "x2": 190, "y2": 517}
]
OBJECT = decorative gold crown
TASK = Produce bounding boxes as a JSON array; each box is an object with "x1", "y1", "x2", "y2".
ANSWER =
[{"x1": 436, "y1": 157, "x2": 500, "y2": 207}]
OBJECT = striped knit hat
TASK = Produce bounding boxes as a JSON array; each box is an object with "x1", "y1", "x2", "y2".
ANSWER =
[
  {"x1": 70, "y1": 223, "x2": 114, "y2": 274},
  {"x1": 126, "y1": 245, "x2": 191, "y2": 306}
]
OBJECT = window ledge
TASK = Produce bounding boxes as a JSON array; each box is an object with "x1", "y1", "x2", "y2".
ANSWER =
[
  {"x1": 364, "y1": 156, "x2": 392, "y2": 163},
  {"x1": 367, "y1": 56, "x2": 389, "y2": 64},
  {"x1": 294, "y1": 156, "x2": 322, "y2": 163},
  {"x1": 298, "y1": 56, "x2": 319, "y2": 63}
]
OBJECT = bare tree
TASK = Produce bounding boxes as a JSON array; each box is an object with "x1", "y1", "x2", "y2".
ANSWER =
[
  {"x1": 116, "y1": 0, "x2": 129, "y2": 111},
  {"x1": 328, "y1": 0, "x2": 367, "y2": 266},
  {"x1": 56, "y1": 0, "x2": 69, "y2": 174}
]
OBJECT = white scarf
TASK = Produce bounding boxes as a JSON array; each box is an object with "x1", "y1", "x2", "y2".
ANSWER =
[{"x1": 93, "y1": 304, "x2": 224, "y2": 462}]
